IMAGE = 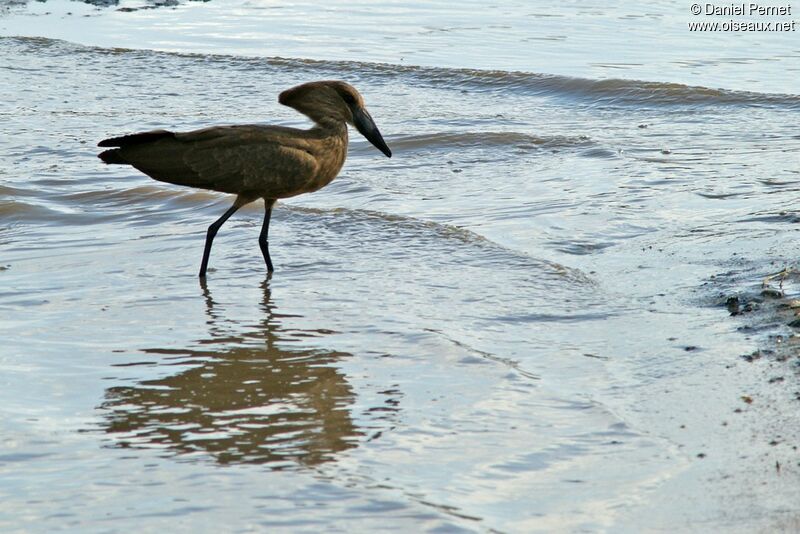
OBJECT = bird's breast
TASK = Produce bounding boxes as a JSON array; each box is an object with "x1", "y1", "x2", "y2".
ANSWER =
[{"x1": 301, "y1": 133, "x2": 348, "y2": 194}]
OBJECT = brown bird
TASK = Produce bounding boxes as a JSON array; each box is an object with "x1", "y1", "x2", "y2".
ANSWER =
[{"x1": 98, "y1": 80, "x2": 391, "y2": 277}]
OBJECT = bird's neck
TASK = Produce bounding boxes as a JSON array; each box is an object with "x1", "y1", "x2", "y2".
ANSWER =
[
  {"x1": 314, "y1": 117, "x2": 348, "y2": 136},
  {"x1": 305, "y1": 119, "x2": 348, "y2": 190},
  {"x1": 311, "y1": 118, "x2": 349, "y2": 154}
]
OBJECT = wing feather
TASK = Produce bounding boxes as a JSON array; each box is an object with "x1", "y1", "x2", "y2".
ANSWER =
[{"x1": 119, "y1": 125, "x2": 319, "y2": 198}]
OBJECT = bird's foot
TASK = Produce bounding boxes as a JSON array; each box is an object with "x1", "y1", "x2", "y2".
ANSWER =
[{"x1": 762, "y1": 267, "x2": 798, "y2": 292}]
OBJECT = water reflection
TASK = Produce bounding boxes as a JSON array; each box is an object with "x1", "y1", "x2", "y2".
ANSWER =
[{"x1": 99, "y1": 280, "x2": 359, "y2": 468}]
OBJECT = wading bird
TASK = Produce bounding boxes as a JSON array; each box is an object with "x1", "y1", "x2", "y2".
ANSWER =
[{"x1": 98, "y1": 80, "x2": 391, "y2": 277}]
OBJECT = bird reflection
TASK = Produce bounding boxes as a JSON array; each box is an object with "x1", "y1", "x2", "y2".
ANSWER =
[{"x1": 99, "y1": 279, "x2": 359, "y2": 468}]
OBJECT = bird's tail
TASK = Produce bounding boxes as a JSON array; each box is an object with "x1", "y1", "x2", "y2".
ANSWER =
[
  {"x1": 97, "y1": 129, "x2": 175, "y2": 164},
  {"x1": 98, "y1": 148, "x2": 127, "y2": 164}
]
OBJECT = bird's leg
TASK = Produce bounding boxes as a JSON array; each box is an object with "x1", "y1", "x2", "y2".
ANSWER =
[
  {"x1": 763, "y1": 267, "x2": 796, "y2": 291},
  {"x1": 259, "y1": 199, "x2": 276, "y2": 273},
  {"x1": 199, "y1": 203, "x2": 240, "y2": 278}
]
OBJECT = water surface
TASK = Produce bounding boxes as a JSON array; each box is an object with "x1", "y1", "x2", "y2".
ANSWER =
[{"x1": 2, "y1": 1, "x2": 800, "y2": 531}]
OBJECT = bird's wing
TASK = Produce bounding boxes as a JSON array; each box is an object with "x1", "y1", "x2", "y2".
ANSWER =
[{"x1": 122, "y1": 125, "x2": 320, "y2": 197}]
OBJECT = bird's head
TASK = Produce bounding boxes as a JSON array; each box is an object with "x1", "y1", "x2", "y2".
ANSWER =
[{"x1": 279, "y1": 81, "x2": 391, "y2": 158}]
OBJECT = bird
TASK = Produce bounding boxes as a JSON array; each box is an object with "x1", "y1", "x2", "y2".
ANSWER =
[{"x1": 98, "y1": 80, "x2": 392, "y2": 278}]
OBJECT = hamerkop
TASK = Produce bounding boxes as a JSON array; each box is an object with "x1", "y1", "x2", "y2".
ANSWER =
[{"x1": 98, "y1": 80, "x2": 391, "y2": 277}]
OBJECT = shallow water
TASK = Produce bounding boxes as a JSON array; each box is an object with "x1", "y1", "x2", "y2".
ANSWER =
[{"x1": 2, "y1": 1, "x2": 800, "y2": 532}]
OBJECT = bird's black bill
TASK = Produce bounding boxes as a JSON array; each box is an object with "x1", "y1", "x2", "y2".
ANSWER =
[{"x1": 352, "y1": 107, "x2": 392, "y2": 158}]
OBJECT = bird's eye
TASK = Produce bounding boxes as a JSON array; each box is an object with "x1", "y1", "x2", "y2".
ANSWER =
[{"x1": 342, "y1": 93, "x2": 356, "y2": 105}]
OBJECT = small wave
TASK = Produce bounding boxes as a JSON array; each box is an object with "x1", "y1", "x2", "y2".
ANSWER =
[
  {"x1": 4, "y1": 36, "x2": 799, "y2": 111},
  {"x1": 284, "y1": 205, "x2": 593, "y2": 286},
  {"x1": 0, "y1": 200, "x2": 53, "y2": 219},
  {"x1": 352, "y1": 131, "x2": 593, "y2": 155},
  {"x1": 254, "y1": 50, "x2": 800, "y2": 108},
  {"x1": 390, "y1": 132, "x2": 590, "y2": 150},
  {"x1": 495, "y1": 311, "x2": 613, "y2": 323},
  {"x1": 58, "y1": 184, "x2": 217, "y2": 206},
  {"x1": 273, "y1": 58, "x2": 800, "y2": 109}
]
